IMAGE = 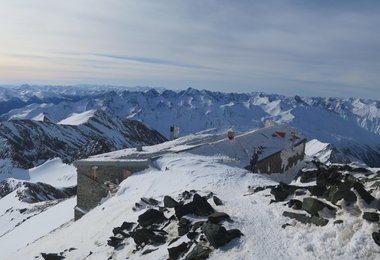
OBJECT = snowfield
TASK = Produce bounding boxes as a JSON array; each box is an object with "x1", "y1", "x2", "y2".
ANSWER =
[{"x1": 11, "y1": 154, "x2": 380, "y2": 260}]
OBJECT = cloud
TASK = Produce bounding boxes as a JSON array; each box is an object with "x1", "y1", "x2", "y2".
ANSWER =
[{"x1": 0, "y1": 0, "x2": 379, "y2": 99}]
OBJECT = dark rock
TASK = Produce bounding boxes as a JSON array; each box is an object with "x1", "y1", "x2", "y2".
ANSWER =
[
  {"x1": 138, "y1": 209, "x2": 167, "y2": 227},
  {"x1": 140, "y1": 197, "x2": 159, "y2": 206},
  {"x1": 282, "y1": 223, "x2": 292, "y2": 229},
  {"x1": 175, "y1": 202, "x2": 194, "y2": 219},
  {"x1": 175, "y1": 194, "x2": 214, "y2": 218},
  {"x1": 182, "y1": 191, "x2": 192, "y2": 200},
  {"x1": 168, "y1": 242, "x2": 190, "y2": 260},
  {"x1": 302, "y1": 197, "x2": 330, "y2": 216},
  {"x1": 287, "y1": 199, "x2": 302, "y2": 210},
  {"x1": 112, "y1": 227, "x2": 129, "y2": 238},
  {"x1": 213, "y1": 196, "x2": 223, "y2": 206},
  {"x1": 205, "y1": 192, "x2": 214, "y2": 200},
  {"x1": 192, "y1": 221, "x2": 205, "y2": 231},
  {"x1": 202, "y1": 222, "x2": 242, "y2": 248},
  {"x1": 185, "y1": 245, "x2": 212, "y2": 260},
  {"x1": 334, "y1": 220, "x2": 343, "y2": 225},
  {"x1": 120, "y1": 221, "x2": 135, "y2": 231},
  {"x1": 164, "y1": 196, "x2": 179, "y2": 208},
  {"x1": 192, "y1": 194, "x2": 214, "y2": 216},
  {"x1": 270, "y1": 183, "x2": 298, "y2": 201},
  {"x1": 141, "y1": 248, "x2": 158, "y2": 255},
  {"x1": 326, "y1": 183, "x2": 357, "y2": 204},
  {"x1": 41, "y1": 253, "x2": 65, "y2": 260},
  {"x1": 363, "y1": 212, "x2": 380, "y2": 222},
  {"x1": 178, "y1": 217, "x2": 191, "y2": 236},
  {"x1": 297, "y1": 170, "x2": 318, "y2": 183},
  {"x1": 208, "y1": 212, "x2": 231, "y2": 224},
  {"x1": 19, "y1": 208, "x2": 27, "y2": 213},
  {"x1": 187, "y1": 231, "x2": 199, "y2": 240},
  {"x1": 295, "y1": 190, "x2": 307, "y2": 196},
  {"x1": 107, "y1": 236, "x2": 124, "y2": 249},
  {"x1": 316, "y1": 168, "x2": 342, "y2": 187},
  {"x1": 283, "y1": 211, "x2": 328, "y2": 226},
  {"x1": 353, "y1": 167, "x2": 370, "y2": 173},
  {"x1": 352, "y1": 182, "x2": 375, "y2": 204},
  {"x1": 130, "y1": 228, "x2": 167, "y2": 246},
  {"x1": 372, "y1": 231, "x2": 380, "y2": 247},
  {"x1": 168, "y1": 237, "x2": 180, "y2": 246},
  {"x1": 307, "y1": 186, "x2": 327, "y2": 197}
]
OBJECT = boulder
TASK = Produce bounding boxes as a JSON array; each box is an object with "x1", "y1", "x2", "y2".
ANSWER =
[
  {"x1": 41, "y1": 253, "x2": 65, "y2": 260},
  {"x1": 185, "y1": 245, "x2": 212, "y2": 260},
  {"x1": 175, "y1": 194, "x2": 214, "y2": 218},
  {"x1": 178, "y1": 217, "x2": 191, "y2": 236},
  {"x1": 287, "y1": 199, "x2": 302, "y2": 210},
  {"x1": 213, "y1": 196, "x2": 223, "y2": 206},
  {"x1": 130, "y1": 228, "x2": 167, "y2": 246},
  {"x1": 192, "y1": 194, "x2": 214, "y2": 216},
  {"x1": 192, "y1": 221, "x2": 205, "y2": 231},
  {"x1": 307, "y1": 186, "x2": 327, "y2": 197},
  {"x1": 202, "y1": 222, "x2": 242, "y2": 248},
  {"x1": 138, "y1": 209, "x2": 167, "y2": 227},
  {"x1": 372, "y1": 231, "x2": 380, "y2": 247},
  {"x1": 363, "y1": 212, "x2": 380, "y2": 222},
  {"x1": 186, "y1": 231, "x2": 199, "y2": 240},
  {"x1": 141, "y1": 248, "x2": 158, "y2": 255},
  {"x1": 120, "y1": 221, "x2": 135, "y2": 231},
  {"x1": 164, "y1": 196, "x2": 179, "y2": 208},
  {"x1": 283, "y1": 211, "x2": 328, "y2": 226},
  {"x1": 352, "y1": 182, "x2": 375, "y2": 204},
  {"x1": 208, "y1": 212, "x2": 231, "y2": 224},
  {"x1": 107, "y1": 236, "x2": 124, "y2": 249},
  {"x1": 270, "y1": 183, "x2": 298, "y2": 201},
  {"x1": 302, "y1": 197, "x2": 333, "y2": 216},
  {"x1": 168, "y1": 242, "x2": 190, "y2": 260},
  {"x1": 297, "y1": 170, "x2": 318, "y2": 183},
  {"x1": 326, "y1": 183, "x2": 356, "y2": 204}
]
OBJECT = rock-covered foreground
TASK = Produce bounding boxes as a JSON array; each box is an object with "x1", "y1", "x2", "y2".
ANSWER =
[
  {"x1": 10, "y1": 154, "x2": 380, "y2": 259},
  {"x1": 250, "y1": 161, "x2": 380, "y2": 247}
]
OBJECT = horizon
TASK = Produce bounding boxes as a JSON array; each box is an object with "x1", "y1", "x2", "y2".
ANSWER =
[{"x1": 1, "y1": 1, "x2": 379, "y2": 99}]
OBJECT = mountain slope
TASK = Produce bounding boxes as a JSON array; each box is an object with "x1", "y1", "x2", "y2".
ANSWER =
[
  {"x1": 11, "y1": 153, "x2": 380, "y2": 260},
  {"x1": 0, "y1": 110, "x2": 167, "y2": 175}
]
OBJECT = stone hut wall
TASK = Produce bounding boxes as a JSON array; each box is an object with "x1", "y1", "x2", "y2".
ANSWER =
[{"x1": 75, "y1": 163, "x2": 148, "y2": 220}]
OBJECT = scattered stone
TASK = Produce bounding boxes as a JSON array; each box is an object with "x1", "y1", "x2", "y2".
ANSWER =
[
  {"x1": 334, "y1": 220, "x2": 343, "y2": 225},
  {"x1": 182, "y1": 191, "x2": 192, "y2": 200},
  {"x1": 302, "y1": 197, "x2": 334, "y2": 216},
  {"x1": 281, "y1": 223, "x2": 292, "y2": 229},
  {"x1": 168, "y1": 242, "x2": 191, "y2": 260},
  {"x1": 19, "y1": 208, "x2": 27, "y2": 214},
  {"x1": 185, "y1": 245, "x2": 212, "y2": 260},
  {"x1": 164, "y1": 196, "x2": 179, "y2": 208},
  {"x1": 187, "y1": 231, "x2": 199, "y2": 240},
  {"x1": 352, "y1": 182, "x2": 375, "y2": 204},
  {"x1": 40, "y1": 253, "x2": 65, "y2": 260},
  {"x1": 141, "y1": 248, "x2": 158, "y2": 255},
  {"x1": 208, "y1": 212, "x2": 231, "y2": 224},
  {"x1": 175, "y1": 194, "x2": 214, "y2": 218},
  {"x1": 192, "y1": 194, "x2": 215, "y2": 216},
  {"x1": 213, "y1": 196, "x2": 223, "y2": 206},
  {"x1": 120, "y1": 221, "x2": 135, "y2": 231},
  {"x1": 202, "y1": 222, "x2": 242, "y2": 248},
  {"x1": 363, "y1": 212, "x2": 380, "y2": 222},
  {"x1": 107, "y1": 236, "x2": 124, "y2": 249},
  {"x1": 270, "y1": 183, "x2": 298, "y2": 201},
  {"x1": 372, "y1": 231, "x2": 380, "y2": 247},
  {"x1": 307, "y1": 186, "x2": 327, "y2": 197},
  {"x1": 283, "y1": 211, "x2": 328, "y2": 226},
  {"x1": 326, "y1": 183, "x2": 357, "y2": 204},
  {"x1": 178, "y1": 217, "x2": 191, "y2": 236},
  {"x1": 138, "y1": 209, "x2": 167, "y2": 227},
  {"x1": 287, "y1": 199, "x2": 302, "y2": 210},
  {"x1": 130, "y1": 228, "x2": 167, "y2": 246},
  {"x1": 192, "y1": 221, "x2": 205, "y2": 231}
]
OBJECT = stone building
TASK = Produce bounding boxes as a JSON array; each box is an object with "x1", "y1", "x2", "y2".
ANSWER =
[
  {"x1": 73, "y1": 159, "x2": 150, "y2": 220},
  {"x1": 73, "y1": 124, "x2": 306, "y2": 220}
]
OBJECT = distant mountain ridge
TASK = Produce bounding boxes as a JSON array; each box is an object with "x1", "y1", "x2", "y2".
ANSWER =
[
  {"x1": 0, "y1": 85, "x2": 379, "y2": 166},
  {"x1": 0, "y1": 109, "x2": 166, "y2": 174}
]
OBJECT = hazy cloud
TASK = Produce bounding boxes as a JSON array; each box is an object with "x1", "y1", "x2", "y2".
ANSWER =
[{"x1": 0, "y1": 0, "x2": 379, "y2": 99}]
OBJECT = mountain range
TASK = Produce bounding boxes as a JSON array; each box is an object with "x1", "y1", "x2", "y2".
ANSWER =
[{"x1": 0, "y1": 85, "x2": 379, "y2": 166}]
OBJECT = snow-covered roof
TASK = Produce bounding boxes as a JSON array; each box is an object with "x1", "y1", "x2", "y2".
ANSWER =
[{"x1": 76, "y1": 124, "x2": 305, "y2": 169}]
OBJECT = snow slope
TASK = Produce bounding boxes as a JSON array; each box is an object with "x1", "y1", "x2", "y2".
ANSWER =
[{"x1": 12, "y1": 154, "x2": 380, "y2": 260}]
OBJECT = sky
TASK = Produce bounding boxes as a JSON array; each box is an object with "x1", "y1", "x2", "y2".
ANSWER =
[{"x1": 0, "y1": 0, "x2": 379, "y2": 99}]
